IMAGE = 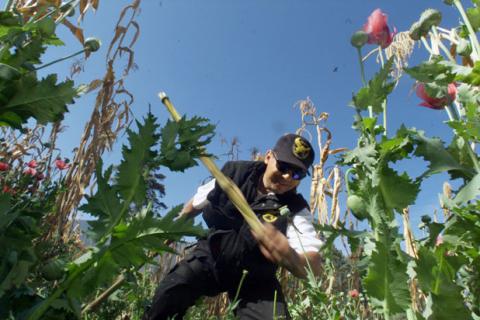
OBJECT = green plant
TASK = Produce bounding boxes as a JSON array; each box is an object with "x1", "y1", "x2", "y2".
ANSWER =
[
  {"x1": 0, "y1": 111, "x2": 216, "y2": 319},
  {"x1": 316, "y1": 3, "x2": 480, "y2": 319}
]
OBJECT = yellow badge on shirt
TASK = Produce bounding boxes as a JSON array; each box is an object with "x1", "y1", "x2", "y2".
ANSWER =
[{"x1": 262, "y1": 213, "x2": 278, "y2": 223}]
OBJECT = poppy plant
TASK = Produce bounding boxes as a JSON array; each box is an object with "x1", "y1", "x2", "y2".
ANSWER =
[
  {"x1": 0, "y1": 162, "x2": 9, "y2": 171},
  {"x1": 2, "y1": 185, "x2": 14, "y2": 194},
  {"x1": 24, "y1": 167, "x2": 37, "y2": 177},
  {"x1": 55, "y1": 158, "x2": 70, "y2": 170},
  {"x1": 416, "y1": 82, "x2": 457, "y2": 110},
  {"x1": 27, "y1": 159, "x2": 38, "y2": 168},
  {"x1": 363, "y1": 9, "x2": 396, "y2": 48},
  {"x1": 349, "y1": 289, "x2": 360, "y2": 299}
]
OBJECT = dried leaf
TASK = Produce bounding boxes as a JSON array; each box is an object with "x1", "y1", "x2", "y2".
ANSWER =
[
  {"x1": 79, "y1": 0, "x2": 88, "y2": 19},
  {"x1": 92, "y1": 0, "x2": 99, "y2": 10},
  {"x1": 129, "y1": 21, "x2": 140, "y2": 47},
  {"x1": 329, "y1": 148, "x2": 348, "y2": 155},
  {"x1": 62, "y1": 19, "x2": 85, "y2": 45},
  {"x1": 107, "y1": 26, "x2": 127, "y2": 58}
]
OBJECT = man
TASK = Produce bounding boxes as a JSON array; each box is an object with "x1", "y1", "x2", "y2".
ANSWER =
[{"x1": 143, "y1": 133, "x2": 323, "y2": 320}]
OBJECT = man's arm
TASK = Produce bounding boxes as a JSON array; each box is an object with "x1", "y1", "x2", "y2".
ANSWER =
[
  {"x1": 253, "y1": 223, "x2": 322, "y2": 279},
  {"x1": 178, "y1": 198, "x2": 203, "y2": 220}
]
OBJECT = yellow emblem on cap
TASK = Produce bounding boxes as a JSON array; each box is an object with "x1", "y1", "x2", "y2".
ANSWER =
[
  {"x1": 293, "y1": 137, "x2": 311, "y2": 160},
  {"x1": 262, "y1": 213, "x2": 278, "y2": 223}
]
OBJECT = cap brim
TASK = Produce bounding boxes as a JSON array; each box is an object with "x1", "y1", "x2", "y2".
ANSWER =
[{"x1": 274, "y1": 152, "x2": 308, "y2": 172}]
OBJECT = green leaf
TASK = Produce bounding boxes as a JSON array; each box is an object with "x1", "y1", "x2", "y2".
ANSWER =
[
  {"x1": 378, "y1": 166, "x2": 420, "y2": 212},
  {"x1": 414, "y1": 247, "x2": 470, "y2": 320},
  {"x1": 6, "y1": 38, "x2": 46, "y2": 69},
  {"x1": 351, "y1": 58, "x2": 395, "y2": 114},
  {"x1": 159, "y1": 116, "x2": 215, "y2": 172},
  {"x1": 1, "y1": 74, "x2": 76, "y2": 125},
  {"x1": 0, "y1": 63, "x2": 20, "y2": 80},
  {"x1": 378, "y1": 128, "x2": 414, "y2": 163},
  {"x1": 467, "y1": 5, "x2": 480, "y2": 31},
  {"x1": 0, "y1": 111, "x2": 23, "y2": 128},
  {"x1": 80, "y1": 162, "x2": 122, "y2": 242},
  {"x1": 453, "y1": 173, "x2": 480, "y2": 204},
  {"x1": 0, "y1": 194, "x2": 11, "y2": 226},
  {"x1": 68, "y1": 206, "x2": 205, "y2": 300},
  {"x1": 117, "y1": 113, "x2": 160, "y2": 207},
  {"x1": 453, "y1": 61, "x2": 480, "y2": 85},
  {"x1": 343, "y1": 144, "x2": 377, "y2": 172},
  {"x1": 314, "y1": 223, "x2": 368, "y2": 255},
  {"x1": 410, "y1": 130, "x2": 472, "y2": 179},
  {"x1": 363, "y1": 241, "x2": 411, "y2": 316},
  {"x1": 405, "y1": 56, "x2": 455, "y2": 85},
  {"x1": 447, "y1": 84, "x2": 480, "y2": 143}
]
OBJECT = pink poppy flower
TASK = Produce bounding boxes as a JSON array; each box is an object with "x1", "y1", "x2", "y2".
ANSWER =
[
  {"x1": 349, "y1": 289, "x2": 360, "y2": 298},
  {"x1": 435, "y1": 235, "x2": 444, "y2": 247},
  {"x1": 416, "y1": 83, "x2": 457, "y2": 110},
  {"x1": 363, "y1": 9, "x2": 396, "y2": 48},
  {"x1": 27, "y1": 160, "x2": 38, "y2": 168},
  {"x1": 0, "y1": 162, "x2": 9, "y2": 171},
  {"x1": 24, "y1": 167, "x2": 37, "y2": 177},
  {"x1": 55, "y1": 159, "x2": 70, "y2": 170}
]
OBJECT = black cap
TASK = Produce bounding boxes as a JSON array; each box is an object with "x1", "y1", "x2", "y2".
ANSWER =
[{"x1": 272, "y1": 133, "x2": 315, "y2": 172}]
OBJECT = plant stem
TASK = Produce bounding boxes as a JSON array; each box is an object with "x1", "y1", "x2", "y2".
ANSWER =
[
  {"x1": 432, "y1": 26, "x2": 456, "y2": 63},
  {"x1": 344, "y1": 168, "x2": 356, "y2": 195},
  {"x1": 34, "y1": 49, "x2": 85, "y2": 71},
  {"x1": 446, "y1": 104, "x2": 480, "y2": 173},
  {"x1": 378, "y1": 46, "x2": 388, "y2": 136},
  {"x1": 420, "y1": 36, "x2": 434, "y2": 56},
  {"x1": 27, "y1": 256, "x2": 94, "y2": 320},
  {"x1": 273, "y1": 290, "x2": 278, "y2": 320},
  {"x1": 82, "y1": 274, "x2": 126, "y2": 313},
  {"x1": 356, "y1": 47, "x2": 372, "y2": 118},
  {"x1": 55, "y1": 0, "x2": 81, "y2": 25},
  {"x1": 232, "y1": 270, "x2": 249, "y2": 305},
  {"x1": 454, "y1": 0, "x2": 480, "y2": 60}
]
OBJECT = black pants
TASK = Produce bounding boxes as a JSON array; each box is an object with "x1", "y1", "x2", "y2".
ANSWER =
[{"x1": 142, "y1": 240, "x2": 291, "y2": 320}]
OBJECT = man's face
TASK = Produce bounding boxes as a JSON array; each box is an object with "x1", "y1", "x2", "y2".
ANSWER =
[{"x1": 262, "y1": 151, "x2": 302, "y2": 194}]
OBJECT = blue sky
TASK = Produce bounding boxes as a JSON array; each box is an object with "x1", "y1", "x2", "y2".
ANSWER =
[{"x1": 41, "y1": 1, "x2": 463, "y2": 230}]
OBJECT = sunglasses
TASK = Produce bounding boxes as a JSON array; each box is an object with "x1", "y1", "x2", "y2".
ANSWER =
[{"x1": 272, "y1": 152, "x2": 307, "y2": 180}]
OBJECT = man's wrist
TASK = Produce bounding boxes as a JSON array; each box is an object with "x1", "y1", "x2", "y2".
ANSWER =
[{"x1": 282, "y1": 247, "x2": 307, "y2": 278}]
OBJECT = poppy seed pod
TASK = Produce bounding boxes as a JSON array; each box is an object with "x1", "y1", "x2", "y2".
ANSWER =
[
  {"x1": 456, "y1": 39, "x2": 472, "y2": 56},
  {"x1": 60, "y1": 3, "x2": 75, "y2": 17},
  {"x1": 350, "y1": 30, "x2": 369, "y2": 48},
  {"x1": 84, "y1": 37, "x2": 101, "y2": 52},
  {"x1": 409, "y1": 9, "x2": 442, "y2": 41},
  {"x1": 409, "y1": 21, "x2": 423, "y2": 41},
  {"x1": 419, "y1": 9, "x2": 442, "y2": 30}
]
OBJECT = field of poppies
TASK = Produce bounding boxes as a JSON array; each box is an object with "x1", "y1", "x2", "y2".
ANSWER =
[{"x1": 1, "y1": 1, "x2": 480, "y2": 319}]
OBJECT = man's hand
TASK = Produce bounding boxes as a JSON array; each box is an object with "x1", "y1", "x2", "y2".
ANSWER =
[{"x1": 252, "y1": 223, "x2": 322, "y2": 279}]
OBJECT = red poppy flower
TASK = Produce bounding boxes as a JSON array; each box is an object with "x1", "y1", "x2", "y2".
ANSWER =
[
  {"x1": 55, "y1": 159, "x2": 70, "y2": 170},
  {"x1": 416, "y1": 83, "x2": 457, "y2": 110},
  {"x1": 349, "y1": 289, "x2": 360, "y2": 298},
  {"x1": 27, "y1": 160, "x2": 38, "y2": 168},
  {"x1": 0, "y1": 162, "x2": 9, "y2": 171},
  {"x1": 24, "y1": 167, "x2": 37, "y2": 177},
  {"x1": 2, "y1": 185, "x2": 15, "y2": 194},
  {"x1": 363, "y1": 9, "x2": 396, "y2": 48}
]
